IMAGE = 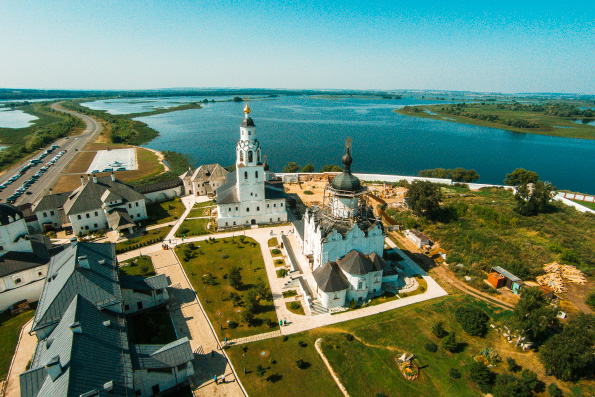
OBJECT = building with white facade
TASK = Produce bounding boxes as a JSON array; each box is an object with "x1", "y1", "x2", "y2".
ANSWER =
[
  {"x1": 294, "y1": 143, "x2": 398, "y2": 309},
  {"x1": 0, "y1": 204, "x2": 52, "y2": 312},
  {"x1": 34, "y1": 174, "x2": 147, "y2": 236},
  {"x1": 216, "y1": 103, "x2": 287, "y2": 228},
  {"x1": 21, "y1": 240, "x2": 193, "y2": 397},
  {"x1": 180, "y1": 163, "x2": 229, "y2": 197}
]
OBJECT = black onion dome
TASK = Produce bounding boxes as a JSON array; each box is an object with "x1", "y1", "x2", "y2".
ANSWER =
[
  {"x1": 264, "y1": 162, "x2": 270, "y2": 171},
  {"x1": 0, "y1": 204, "x2": 23, "y2": 225},
  {"x1": 241, "y1": 117, "x2": 255, "y2": 127},
  {"x1": 331, "y1": 146, "x2": 362, "y2": 192}
]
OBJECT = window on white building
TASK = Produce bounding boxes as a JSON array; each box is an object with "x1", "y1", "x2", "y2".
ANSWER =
[
  {"x1": 256, "y1": 207, "x2": 260, "y2": 211},
  {"x1": 248, "y1": 151, "x2": 253, "y2": 162},
  {"x1": 50, "y1": 210, "x2": 55, "y2": 215},
  {"x1": 43, "y1": 212, "x2": 47, "y2": 217},
  {"x1": 86, "y1": 214, "x2": 90, "y2": 218},
  {"x1": 255, "y1": 171, "x2": 258, "y2": 178},
  {"x1": 77, "y1": 215, "x2": 82, "y2": 220},
  {"x1": 244, "y1": 172, "x2": 248, "y2": 179},
  {"x1": 94, "y1": 223, "x2": 98, "y2": 228},
  {"x1": 246, "y1": 207, "x2": 250, "y2": 212},
  {"x1": 136, "y1": 202, "x2": 139, "y2": 207},
  {"x1": 281, "y1": 203, "x2": 283, "y2": 207},
  {"x1": 357, "y1": 279, "x2": 363, "y2": 290},
  {"x1": 94, "y1": 211, "x2": 98, "y2": 216},
  {"x1": 14, "y1": 277, "x2": 22, "y2": 285}
]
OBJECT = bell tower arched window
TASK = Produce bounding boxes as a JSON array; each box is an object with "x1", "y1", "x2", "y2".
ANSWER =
[
  {"x1": 248, "y1": 151, "x2": 253, "y2": 163},
  {"x1": 244, "y1": 172, "x2": 248, "y2": 179},
  {"x1": 239, "y1": 151, "x2": 244, "y2": 162}
]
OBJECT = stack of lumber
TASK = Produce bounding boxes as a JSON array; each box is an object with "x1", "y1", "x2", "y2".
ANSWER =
[{"x1": 536, "y1": 262, "x2": 587, "y2": 293}]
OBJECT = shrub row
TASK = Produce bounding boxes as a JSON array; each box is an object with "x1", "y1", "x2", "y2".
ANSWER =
[{"x1": 116, "y1": 238, "x2": 163, "y2": 254}]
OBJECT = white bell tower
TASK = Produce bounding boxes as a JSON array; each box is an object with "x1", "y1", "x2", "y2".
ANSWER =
[{"x1": 236, "y1": 101, "x2": 265, "y2": 202}]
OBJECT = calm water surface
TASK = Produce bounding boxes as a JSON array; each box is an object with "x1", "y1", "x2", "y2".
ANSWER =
[
  {"x1": 0, "y1": 108, "x2": 38, "y2": 128},
  {"x1": 84, "y1": 96, "x2": 595, "y2": 194}
]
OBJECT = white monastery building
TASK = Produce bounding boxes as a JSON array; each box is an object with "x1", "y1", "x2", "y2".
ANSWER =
[
  {"x1": 216, "y1": 103, "x2": 287, "y2": 228},
  {"x1": 295, "y1": 142, "x2": 398, "y2": 309}
]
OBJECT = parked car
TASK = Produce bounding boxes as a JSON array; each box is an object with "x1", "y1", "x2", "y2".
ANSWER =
[{"x1": 116, "y1": 167, "x2": 127, "y2": 171}]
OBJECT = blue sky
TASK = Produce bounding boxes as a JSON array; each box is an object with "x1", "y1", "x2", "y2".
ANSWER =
[{"x1": 1, "y1": 0, "x2": 593, "y2": 93}]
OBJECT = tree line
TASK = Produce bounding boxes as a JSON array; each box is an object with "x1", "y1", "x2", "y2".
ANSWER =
[{"x1": 418, "y1": 167, "x2": 480, "y2": 182}]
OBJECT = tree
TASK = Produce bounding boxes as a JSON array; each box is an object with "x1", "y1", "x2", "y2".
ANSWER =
[
  {"x1": 492, "y1": 374, "x2": 532, "y2": 397},
  {"x1": 229, "y1": 266, "x2": 242, "y2": 289},
  {"x1": 506, "y1": 357, "x2": 521, "y2": 373},
  {"x1": 520, "y1": 369, "x2": 540, "y2": 391},
  {"x1": 468, "y1": 361, "x2": 495, "y2": 386},
  {"x1": 405, "y1": 180, "x2": 443, "y2": 216},
  {"x1": 504, "y1": 168, "x2": 540, "y2": 186},
  {"x1": 441, "y1": 331, "x2": 458, "y2": 352},
  {"x1": 255, "y1": 277, "x2": 271, "y2": 301},
  {"x1": 547, "y1": 383, "x2": 563, "y2": 397},
  {"x1": 505, "y1": 262, "x2": 532, "y2": 280},
  {"x1": 241, "y1": 307, "x2": 255, "y2": 325},
  {"x1": 431, "y1": 321, "x2": 448, "y2": 338},
  {"x1": 233, "y1": 96, "x2": 243, "y2": 102},
  {"x1": 539, "y1": 313, "x2": 595, "y2": 381},
  {"x1": 302, "y1": 163, "x2": 315, "y2": 172},
  {"x1": 455, "y1": 305, "x2": 489, "y2": 336},
  {"x1": 512, "y1": 287, "x2": 558, "y2": 342},
  {"x1": 283, "y1": 162, "x2": 300, "y2": 173},
  {"x1": 586, "y1": 289, "x2": 595, "y2": 309},
  {"x1": 256, "y1": 364, "x2": 265, "y2": 377},
  {"x1": 320, "y1": 164, "x2": 343, "y2": 172},
  {"x1": 515, "y1": 180, "x2": 556, "y2": 216},
  {"x1": 245, "y1": 288, "x2": 259, "y2": 312}
]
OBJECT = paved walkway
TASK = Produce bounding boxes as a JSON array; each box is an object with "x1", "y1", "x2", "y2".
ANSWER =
[
  {"x1": 4, "y1": 320, "x2": 37, "y2": 397},
  {"x1": 149, "y1": 250, "x2": 245, "y2": 397},
  {"x1": 226, "y1": 330, "x2": 282, "y2": 346}
]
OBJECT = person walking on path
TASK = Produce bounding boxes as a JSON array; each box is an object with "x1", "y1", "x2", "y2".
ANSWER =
[
  {"x1": 222, "y1": 375, "x2": 226, "y2": 384},
  {"x1": 214, "y1": 375, "x2": 217, "y2": 385}
]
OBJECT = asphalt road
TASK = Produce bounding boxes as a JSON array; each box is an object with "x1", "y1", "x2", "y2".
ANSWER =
[{"x1": 0, "y1": 102, "x2": 103, "y2": 207}]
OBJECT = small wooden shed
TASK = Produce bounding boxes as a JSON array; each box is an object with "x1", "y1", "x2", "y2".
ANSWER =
[
  {"x1": 490, "y1": 266, "x2": 524, "y2": 294},
  {"x1": 487, "y1": 272, "x2": 505, "y2": 289}
]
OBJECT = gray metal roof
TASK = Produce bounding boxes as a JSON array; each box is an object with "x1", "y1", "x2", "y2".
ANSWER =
[
  {"x1": 106, "y1": 208, "x2": 136, "y2": 231},
  {"x1": 32, "y1": 242, "x2": 122, "y2": 333},
  {"x1": 120, "y1": 273, "x2": 169, "y2": 291},
  {"x1": 313, "y1": 261, "x2": 350, "y2": 292},
  {"x1": 0, "y1": 204, "x2": 24, "y2": 225},
  {"x1": 492, "y1": 266, "x2": 522, "y2": 282},
  {"x1": 0, "y1": 250, "x2": 49, "y2": 278},
  {"x1": 63, "y1": 176, "x2": 145, "y2": 216},
  {"x1": 21, "y1": 295, "x2": 133, "y2": 397},
  {"x1": 337, "y1": 250, "x2": 378, "y2": 275},
  {"x1": 135, "y1": 178, "x2": 183, "y2": 194},
  {"x1": 191, "y1": 163, "x2": 228, "y2": 182},
  {"x1": 130, "y1": 337, "x2": 193, "y2": 369},
  {"x1": 33, "y1": 192, "x2": 70, "y2": 213}
]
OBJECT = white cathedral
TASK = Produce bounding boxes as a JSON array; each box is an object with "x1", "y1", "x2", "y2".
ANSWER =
[
  {"x1": 295, "y1": 142, "x2": 397, "y2": 309},
  {"x1": 216, "y1": 103, "x2": 288, "y2": 228}
]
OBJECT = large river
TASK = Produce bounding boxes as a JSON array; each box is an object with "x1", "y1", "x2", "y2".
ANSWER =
[{"x1": 82, "y1": 96, "x2": 595, "y2": 194}]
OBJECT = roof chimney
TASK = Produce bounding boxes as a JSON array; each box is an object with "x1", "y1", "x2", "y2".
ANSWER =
[
  {"x1": 80, "y1": 175, "x2": 85, "y2": 186},
  {"x1": 93, "y1": 175, "x2": 97, "y2": 183},
  {"x1": 104, "y1": 381, "x2": 114, "y2": 392},
  {"x1": 111, "y1": 172, "x2": 115, "y2": 182},
  {"x1": 78, "y1": 255, "x2": 89, "y2": 269},
  {"x1": 70, "y1": 237, "x2": 78, "y2": 247},
  {"x1": 49, "y1": 188, "x2": 53, "y2": 195},
  {"x1": 69, "y1": 321, "x2": 82, "y2": 334},
  {"x1": 45, "y1": 356, "x2": 62, "y2": 381},
  {"x1": 102, "y1": 320, "x2": 111, "y2": 328}
]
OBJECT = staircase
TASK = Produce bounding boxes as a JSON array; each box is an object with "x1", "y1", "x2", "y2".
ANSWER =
[{"x1": 310, "y1": 299, "x2": 328, "y2": 315}]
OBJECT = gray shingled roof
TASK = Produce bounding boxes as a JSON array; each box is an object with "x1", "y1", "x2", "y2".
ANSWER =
[
  {"x1": 337, "y1": 250, "x2": 377, "y2": 275},
  {"x1": 21, "y1": 295, "x2": 133, "y2": 397},
  {"x1": 369, "y1": 252, "x2": 387, "y2": 272},
  {"x1": 130, "y1": 337, "x2": 193, "y2": 369},
  {"x1": 312, "y1": 261, "x2": 350, "y2": 292},
  {"x1": 191, "y1": 163, "x2": 228, "y2": 182},
  {"x1": 106, "y1": 208, "x2": 136, "y2": 231},
  {"x1": 63, "y1": 176, "x2": 144, "y2": 216},
  {"x1": 0, "y1": 250, "x2": 49, "y2": 278},
  {"x1": 32, "y1": 242, "x2": 121, "y2": 333},
  {"x1": 119, "y1": 274, "x2": 169, "y2": 291},
  {"x1": 33, "y1": 192, "x2": 71, "y2": 213},
  {"x1": 135, "y1": 178, "x2": 183, "y2": 194}
]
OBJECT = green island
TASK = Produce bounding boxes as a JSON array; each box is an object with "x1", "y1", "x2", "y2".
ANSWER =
[{"x1": 396, "y1": 102, "x2": 595, "y2": 140}]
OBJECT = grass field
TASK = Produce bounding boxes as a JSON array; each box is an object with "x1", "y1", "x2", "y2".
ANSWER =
[
  {"x1": 119, "y1": 256, "x2": 156, "y2": 277},
  {"x1": 0, "y1": 309, "x2": 35, "y2": 380},
  {"x1": 396, "y1": 103, "x2": 595, "y2": 140},
  {"x1": 227, "y1": 294, "x2": 594, "y2": 397},
  {"x1": 146, "y1": 198, "x2": 185, "y2": 224},
  {"x1": 388, "y1": 187, "x2": 595, "y2": 281},
  {"x1": 175, "y1": 237, "x2": 278, "y2": 340},
  {"x1": 175, "y1": 218, "x2": 212, "y2": 237},
  {"x1": 285, "y1": 301, "x2": 305, "y2": 315},
  {"x1": 51, "y1": 145, "x2": 164, "y2": 193},
  {"x1": 187, "y1": 201, "x2": 215, "y2": 218},
  {"x1": 115, "y1": 226, "x2": 169, "y2": 253},
  {"x1": 268, "y1": 237, "x2": 278, "y2": 248}
]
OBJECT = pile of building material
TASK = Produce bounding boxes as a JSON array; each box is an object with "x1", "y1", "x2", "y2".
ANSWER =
[{"x1": 536, "y1": 262, "x2": 586, "y2": 293}]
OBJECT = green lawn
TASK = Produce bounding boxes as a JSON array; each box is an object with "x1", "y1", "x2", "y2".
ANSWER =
[
  {"x1": 0, "y1": 309, "x2": 35, "y2": 380},
  {"x1": 570, "y1": 199, "x2": 595, "y2": 211},
  {"x1": 175, "y1": 218, "x2": 212, "y2": 237},
  {"x1": 187, "y1": 202, "x2": 215, "y2": 218},
  {"x1": 119, "y1": 256, "x2": 156, "y2": 277},
  {"x1": 146, "y1": 199, "x2": 186, "y2": 224},
  {"x1": 127, "y1": 305, "x2": 177, "y2": 344},
  {"x1": 268, "y1": 238, "x2": 278, "y2": 248},
  {"x1": 227, "y1": 295, "x2": 554, "y2": 397},
  {"x1": 274, "y1": 259, "x2": 285, "y2": 267},
  {"x1": 175, "y1": 237, "x2": 278, "y2": 340},
  {"x1": 115, "y1": 226, "x2": 170, "y2": 253},
  {"x1": 285, "y1": 302, "x2": 305, "y2": 315}
]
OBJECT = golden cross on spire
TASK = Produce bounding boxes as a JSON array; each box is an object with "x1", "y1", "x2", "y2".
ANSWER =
[
  {"x1": 345, "y1": 136, "x2": 352, "y2": 149},
  {"x1": 243, "y1": 97, "x2": 251, "y2": 114}
]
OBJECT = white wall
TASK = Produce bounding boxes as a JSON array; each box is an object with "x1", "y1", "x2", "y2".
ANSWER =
[
  {"x1": 69, "y1": 199, "x2": 147, "y2": 235},
  {"x1": 217, "y1": 198, "x2": 287, "y2": 228},
  {"x1": 144, "y1": 187, "x2": 182, "y2": 203},
  {"x1": 318, "y1": 289, "x2": 346, "y2": 309},
  {"x1": 133, "y1": 362, "x2": 194, "y2": 396},
  {"x1": 122, "y1": 288, "x2": 169, "y2": 314},
  {"x1": 0, "y1": 275, "x2": 45, "y2": 312},
  {"x1": 0, "y1": 217, "x2": 32, "y2": 252},
  {"x1": 36, "y1": 209, "x2": 62, "y2": 231}
]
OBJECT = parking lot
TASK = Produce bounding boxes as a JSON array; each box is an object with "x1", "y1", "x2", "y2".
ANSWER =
[{"x1": 86, "y1": 148, "x2": 137, "y2": 173}]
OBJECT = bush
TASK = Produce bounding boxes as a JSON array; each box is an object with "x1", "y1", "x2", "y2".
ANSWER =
[
  {"x1": 521, "y1": 369, "x2": 539, "y2": 391},
  {"x1": 441, "y1": 332, "x2": 458, "y2": 352},
  {"x1": 221, "y1": 254, "x2": 229, "y2": 259},
  {"x1": 548, "y1": 383, "x2": 563, "y2": 397},
  {"x1": 269, "y1": 358, "x2": 276, "y2": 365},
  {"x1": 586, "y1": 289, "x2": 595, "y2": 309},
  {"x1": 290, "y1": 301, "x2": 301, "y2": 310},
  {"x1": 298, "y1": 340, "x2": 307, "y2": 347},
  {"x1": 271, "y1": 249, "x2": 282, "y2": 255},
  {"x1": 256, "y1": 364, "x2": 265, "y2": 377},
  {"x1": 507, "y1": 357, "x2": 521, "y2": 373},
  {"x1": 344, "y1": 333, "x2": 354, "y2": 341},
  {"x1": 281, "y1": 336, "x2": 288, "y2": 342},
  {"x1": 468, "y1": 361, "x2": 495, "y2": 386},
  {"x1": 296, "y1": 358, "x2": 304, "y2": 369},
  {"x1": 455, "y1": 305, "x2": 489, "y2": 336},
  {"x1": 424, "y1": 342, "x2": 438, "y2": 352},
  {"x1": 277, "y1": 268, "x2": 287, "y2": 278},
  {"x1": 228, "y1": 321, "x2": 239, "y2": 329},
  {"x1": 432, "y1": 321, "x2": 448, "y2": 338},
  {"x1": 449, "y1": 368, "x2": 461, "y2": 379},
  {"x1": 303, "y1": 190, "x2": 314, "y2": 195},
  {"x1": 349, "y1": 299, "x2": 357, "y2": 310}
]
